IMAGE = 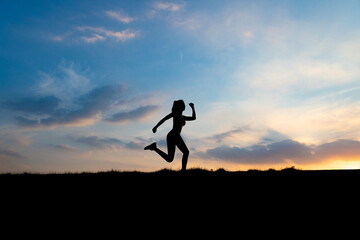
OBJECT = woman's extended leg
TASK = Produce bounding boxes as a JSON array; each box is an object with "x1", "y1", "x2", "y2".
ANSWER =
[{"x1": 176, "y1": 135, "x2": 189, "y2": 171}]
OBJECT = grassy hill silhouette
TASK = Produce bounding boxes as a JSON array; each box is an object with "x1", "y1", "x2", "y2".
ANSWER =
[
  {"x1": 2, "y1": 167, "x2": 359, "y2": 209},
  {"x1": 2, "y1": 166, "x2": 360, "y2": 177},
  {"x1": 3, "y1": 167, "x2": 360, "y2": 188}
]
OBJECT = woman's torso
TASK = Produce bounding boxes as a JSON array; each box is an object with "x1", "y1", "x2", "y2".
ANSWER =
[{"x1": 171, "y1": 114, "x2": 185, "y2": 134}]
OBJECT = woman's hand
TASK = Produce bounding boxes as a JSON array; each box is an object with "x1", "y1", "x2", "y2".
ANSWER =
[
  {"x1": 189, "y1": 103, "x2": 194, "y2": 108},
  {"x1": 152, "y1": 126, "x2": 157, "y2": 133}
]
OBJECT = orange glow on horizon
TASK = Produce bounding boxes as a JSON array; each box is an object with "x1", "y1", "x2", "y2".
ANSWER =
[{"x1": 190, "y1": 156, "x2": 360, "y2": 171}]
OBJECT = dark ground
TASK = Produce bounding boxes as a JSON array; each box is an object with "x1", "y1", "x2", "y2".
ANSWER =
[
  {"x1": 2, "y1": 167, "x2": 360, "y2": 192},
  {"x1": 2, "y1": 167, "x2": 358, "y2": 232}
]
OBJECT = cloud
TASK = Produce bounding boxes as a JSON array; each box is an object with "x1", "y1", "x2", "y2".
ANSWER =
[
  {"x1": 172, "y1": 7, "x2": 261, "y2": 47},
  {"x1": 124, "y1": 141, "x2": 145, "y2": 150},
  {"x1": 106, "y1": 105, "x2": 159, "y2": 123},
  {"x1": 81, "y1": 34, "x2": 105, "y2": 43},
  {"x1": 206, "y1": 126, "x2": 250, "y2": 143},
  {"x1": 202, "y1": 126, "x2": 289, "y2": 151},
  {"x1": 51, "y1": 35, "x2": 63, "y2": 41},
  {"x1": 75, "y1": 135, "x2": 147, "y2": 150},
  {"x1": 0, "y1": 129, "x2": 32, "y2": 146},
  {"x1": 11, "y1": 84, "x2": 126, "y2": 128},
  {"x1": 0, "y1": 147, "x2": 25, "y2": 173},
  {"x1": 259, "y1": 129, "x2": 289, "y2": 145},
  {"x1": 77, "y1": 136, "x2": 123, "y2": 149},
  {"x1": 36, "y1": 61, "x2": 92, "y2": 106},
  {"x1": 42, "y1": 85, "x2": 125, "y2": 127},
  {"x1": 243, "y1": 59, "x2": 360, "y2": 91},
  {"x1": 105, "y1": 10, "x2": 133, "y2": 23},
  {"x1": 257, "y1": 95, "x2": 360, "y2": 144},
  {"x1": 4, "y1": 96, "x2": 60, "y2": 115},
  {"x1": 5, "y1": 61, "x2": 112, "y2": 128},
  {"x1": 0, "y1": 148, "x2": 24, "y2": 159},
  {"x1": 105, "y1": 29, "x2": 137, "y2": 41},
  {"x1": 77, "y1": 26, "x2": 137, "y2": 42},
  {"x1": 5, "y1": 61, "x2": 160, "y2": 129},
  {"x1": 154, "y1": 1, "x2": 185, "y2": 12},
  {"x1": 199, "y1": 139, "x2": 313, "y2": 164},
  {"x1": 315, "y1": 139, "x2": 360, "y2": 161},
  {"x1": 49, "y1": 144, "x2": 77, "y2": 152},
  {"x1": 197, "y1": 138, "x2": 360, "y2": 166},
  {"x1": 49, "y1": 31, "x2": 73, "y2": 42},
  {"x1": 51, "y1": 25, "x2": 137, "y2": 44},
  {"x1": 14, "y1": 116, "x2": 39, "y2": 128}
]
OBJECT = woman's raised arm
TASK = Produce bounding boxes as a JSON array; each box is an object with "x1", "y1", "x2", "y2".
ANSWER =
[{"x1": 183, "y1": 103, "x2": 196, "y2": 121}]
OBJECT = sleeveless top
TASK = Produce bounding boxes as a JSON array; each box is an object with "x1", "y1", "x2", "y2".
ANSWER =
[{"x1": 172, "y1": 114, "x2": 185, "y2": 134}]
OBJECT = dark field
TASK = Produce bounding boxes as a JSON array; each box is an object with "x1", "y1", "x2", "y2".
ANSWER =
[
  {"x1": 2, "y1": 167, "x2": 359, "y2": 220},
  {"x1": 3, "y1": 167, "x2": 360, "y2": 191}
]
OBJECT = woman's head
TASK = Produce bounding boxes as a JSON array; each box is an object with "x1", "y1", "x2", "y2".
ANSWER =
[{"x1": 172, "y1": 100, "x2": 185, "y2": 114}]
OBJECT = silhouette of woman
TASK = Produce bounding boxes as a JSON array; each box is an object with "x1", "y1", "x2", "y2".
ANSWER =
[{"x1": 144, "y1": 100, "x2": 196, "y2": 171}]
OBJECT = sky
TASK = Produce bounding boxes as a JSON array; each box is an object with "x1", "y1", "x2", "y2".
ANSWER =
[{"x1": 1, "y1": 0, "x2": 360, "y2": 172}]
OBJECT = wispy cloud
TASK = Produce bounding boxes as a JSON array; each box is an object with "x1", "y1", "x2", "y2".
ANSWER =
[
  {"x1": 81, "y1": 33, "x2": 105, "y2": 43},
  {"x1": 206, "y1": 126, "x2": 249, "y2": 144},
  {"x1": 172, "y1": 7, "x2": 260, "y2": 47},
  {"x1": 105, "y1": 10, "x2": 133, "y2": 23},
  {"x1": 148, "y1": 1, "x2": 185, "y2": 18},
  {"x1": 0, "y1": 129, "x2": 32, "y2": 147},
  {"x1": 0, "y1": 133, "x2": 27, "y2": 172},
  {"x1": 49, "y1": 144, "x2": 77, "y2": 152},
  {"x1": 4, "y1": 96, "x2": 60, "y2": 115},
  {"x1": 49, "y1": 10, "x2": 137, "y2": 44},
  {"x1": 51, "y1": 35, "x2": 63, "y2": 41},
  {"x1": 77, "y1": 136, "x2": 123, "y2": 149},
  {"x1": 75, "y1": 135, "x2": 146, "y2": 151},
  {"x1": 10, "y1": 85, "x2": 125, "y2": 128},
  {"x1": 49, "y1": 31, "x2": 74, "y2": 43},
  {"x1": 36, "y1": 61, "x2": 92, "y2": 106},
  {"x1": 50, "y1": 26, "x2": 137, "y2": 44},
  {"x1": 154, "y1": 1, "x2": 185, "y2": 12},
  {"x1": 106, "y1": 105, "x2": 159, "y2": 123},
  {"x1": 0, "y1": 148, "x2": 24, "y2": 159},
  {"x1": 77, "y1": 26, "x2": 137, "y2": 42},
  {"x1": 241, "y1": 59, "x2": 360, "y2": 91},
  {"x1": 204, "y1": 127, "x2": 288, "y2": 147}
]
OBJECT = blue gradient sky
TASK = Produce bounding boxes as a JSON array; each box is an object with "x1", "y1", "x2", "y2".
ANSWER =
[{"x1": 1, "y1": 0, "x2": 360, "y2": 172}]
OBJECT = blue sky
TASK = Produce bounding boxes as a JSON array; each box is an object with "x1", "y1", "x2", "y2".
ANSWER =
[{"x1": 1, "y1": 0, "x2": 360, "y2": 172}]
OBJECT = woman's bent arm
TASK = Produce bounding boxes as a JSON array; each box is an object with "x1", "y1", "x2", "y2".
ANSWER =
[{"x1": 153, "y1": 113, "x2": 172, "y2": 133}]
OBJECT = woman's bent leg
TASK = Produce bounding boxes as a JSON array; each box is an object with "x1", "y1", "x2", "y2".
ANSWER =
[
  {"x1": 153, "y1": 147, "x2": 174, "y2": 163},
  {"x1": 152, "y1": 133, "x2": 176, "y2": 163}
]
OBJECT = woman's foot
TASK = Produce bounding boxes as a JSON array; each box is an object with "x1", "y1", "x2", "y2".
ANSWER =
[{"x1": 144, "y1": 142, "x2": 157, "y2": 151}]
